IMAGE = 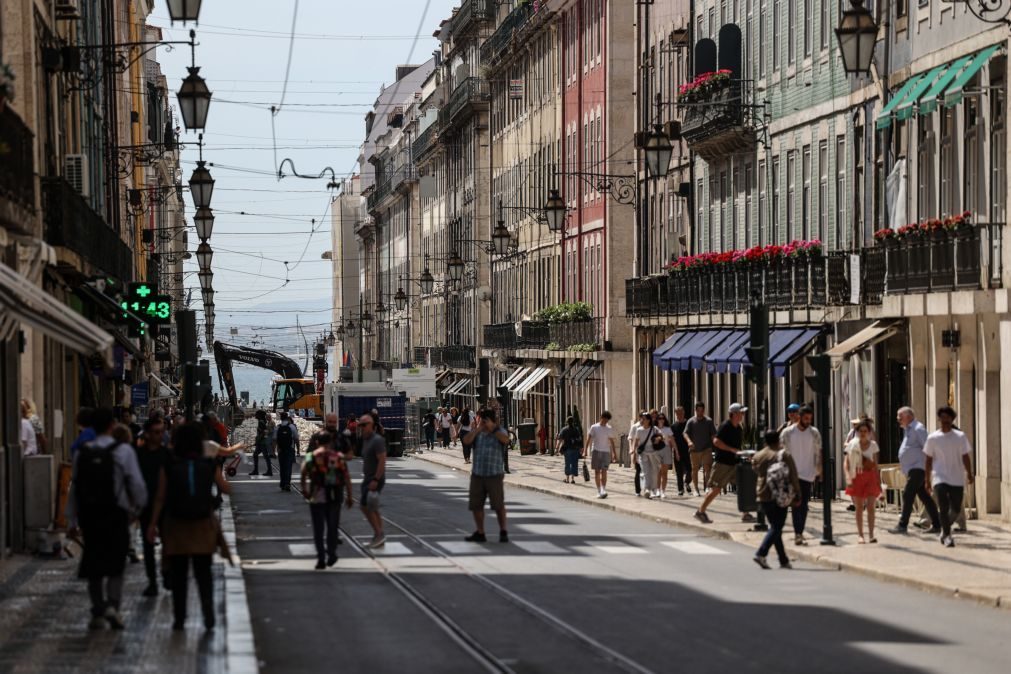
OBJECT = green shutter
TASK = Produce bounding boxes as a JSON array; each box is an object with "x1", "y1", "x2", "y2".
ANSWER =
[
  {"x1": 895, "y1": 65, "x2": 947, "y2": 122},
  {"x1": 943, "y1": 44, "x2": 1001, "y2": 108},
  {"x1": 918, "y1": 55, "x2": 972, "y2": 116},
  {"x1": 875, "y1": 75, "x2": 925, "y2": 130}
]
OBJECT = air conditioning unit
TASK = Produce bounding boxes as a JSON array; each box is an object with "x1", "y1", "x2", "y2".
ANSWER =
[
  {"x1": 55, "y1": 0, "x2": 81, "y2": 20},
  {"x1": 64, "y1": 154, "x2": 90, "y2": 198}
]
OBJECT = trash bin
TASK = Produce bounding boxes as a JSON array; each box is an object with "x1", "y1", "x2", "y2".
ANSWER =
[
  {"x1": 736, "y1": 449, "x2": 758, "y2": 513},
  {"x1": 517, "y1": 421, "x2": 538, "y2": 455},
  {"x1": 386, "y1": 428, "x2": 405, "y2": 458}
]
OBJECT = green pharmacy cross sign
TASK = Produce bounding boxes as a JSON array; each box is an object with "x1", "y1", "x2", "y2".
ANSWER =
[{"x1": 122, "y1": 283, "x2": 172, "y2": 326}]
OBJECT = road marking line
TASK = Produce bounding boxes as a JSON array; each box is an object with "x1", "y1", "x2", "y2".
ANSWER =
[
  {"x1": 372, "y1": 542, "x2": 414, "y2": 556},
  {"x1": 661, "y1": 541, "x2": 729, "y2": 555},
  {"x1": 512, "y1": 541, "x2": 566, "y2": 554},
  {"x1": 588, "y1": 542, "x2": 648, "y2": 555},
  {"x1": 287, "y1": 543, "x2": 318, "y2": 557},
  {"x1": 437, "y1": 541, "x2": 492, "y2": 555}
]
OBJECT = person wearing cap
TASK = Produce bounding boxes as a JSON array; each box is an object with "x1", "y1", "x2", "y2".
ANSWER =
[
  {"x1": 694, "y1": 403, "x2": 747, "y2": 523},
  {"x1": 780, "y1": 405, "x2": 822, "y2": 545},
  {"x1": 778, "y1": 403, "x2": 801, "y2": 433}
]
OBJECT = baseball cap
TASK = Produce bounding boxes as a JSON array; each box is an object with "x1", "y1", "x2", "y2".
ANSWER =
[
  {"x1": 728, "y1": 403, "x2": 749, "y2": 414},
  {"x1": 786, "y1": 403, "x2": 801, "y2": 413}
]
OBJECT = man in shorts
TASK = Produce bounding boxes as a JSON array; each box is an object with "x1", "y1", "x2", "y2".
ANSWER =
[
  {"x1": 683, "y1": 402, "x2": 717, "y2": 495},
  {"x1": 585, "y1": 411, "x2": 618, "y2": 498},
  {"x1": 463, "y1": 408, "x2": 510, "y2": 543},
  {"x1": 695, "y1": 403, "x2": 747, "y2": 523},
  {"x1": 358, "y1": 414, "x2": 387, "y2": 548}
]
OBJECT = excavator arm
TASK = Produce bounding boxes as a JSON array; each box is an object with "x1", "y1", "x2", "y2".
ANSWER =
[{"x1": 213, "y1": 341, "x2": 306, "y2": 409}]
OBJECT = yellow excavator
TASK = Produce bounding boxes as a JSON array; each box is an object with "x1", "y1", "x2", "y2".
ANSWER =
[{"x1": 213, "y1": 341, "x2": 322, "y2": 418}]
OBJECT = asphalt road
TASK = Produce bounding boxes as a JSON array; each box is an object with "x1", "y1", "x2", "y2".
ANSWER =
[{"x1": 230, "y1": 457, "x2": 1011, "y2": 674}]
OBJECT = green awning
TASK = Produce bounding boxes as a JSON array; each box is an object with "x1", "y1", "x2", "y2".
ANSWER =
[
  {"x1": 875, "y1": 74, "x2": 926, "y2": 130},
  {"x1": 943, "y1": 44, "x2": 1002, "y2": 108},
  {"x1": 918, "y1": 55, "x2": 972, "y2": 116},
  {"x1": 894, "y1": 65, "x2": 947, "y2": 121}
]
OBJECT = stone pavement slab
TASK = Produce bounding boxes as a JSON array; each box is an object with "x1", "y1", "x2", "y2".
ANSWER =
[
  {"x1": 414, "y1": 444, "x2": 1011, "y2": 610},
  {"x1": 0, "y1": 494, "x2": 257, "y2": 673}
]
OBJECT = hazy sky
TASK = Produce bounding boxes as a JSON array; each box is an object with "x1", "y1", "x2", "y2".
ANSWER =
[{"x1": 148, "y1": 0, "x2": 459, "y2": 354}]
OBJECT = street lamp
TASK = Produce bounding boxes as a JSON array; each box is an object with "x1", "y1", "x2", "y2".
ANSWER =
[
  {"x1": 326, "y1": 329, "x2": 336, "y2": 347},
  {"x1": 196, "y1": 242, "x2": 213, "y2": 271},
  {"x1": 544, "y1": 189, "x2": 566, "y2": 232},
  {"x1": 189, "y1": 161, "x2": 214, "y2": 209},
  {"x1": 345, "y1": 320, "x2": 357, "y2": 338},
  {"x1": 394, "y1": 286, "x2": 408, "y2": 311},
  {"x1": 835, "y1": 0, "x2": 878, "y2": 75},
  {"x1": 201, "y1": 288, "x2": 213, "y2": 305},
  {"x1": 177, "y1": 66, "x2": 212, "y2": 131},
  {"x1": 420, "y1": 267, "x2": 435, "y2": 294},
  {"x1": 376, "y1": 301, "x2": 389, "y2": 317},
  {"x1": 166, "y1": 0, "x2": 203, "y2": 24},
  {"x1": 447, "y1": 251, "x2": 465, "y2": 282},
  {"x1": 360, "y1": 311, "x2": 373, "y2": 334},
  {"x1": 643, "y1": 124, "x2": 674, "y2": 179},
  {"x1": 193, "y1": 206, "x2": 214, "y2": 241},
  {"x1": 491, "y1": 221, "x2": 511, "y2": 256},
  {"x1": 198, "y1": 270, "x2": 213, "y2": 291}
]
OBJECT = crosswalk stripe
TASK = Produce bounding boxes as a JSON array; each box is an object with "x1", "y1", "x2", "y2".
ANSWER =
[
  {"x1": 588, "y1": 542, "x2": 648, "y2": 555},
  {"x1": 288, "y1": 543, "x2": 318, "y2": 557},
  {"x1": 661, "y1": 541, "x2": 729, "y2": 555},
  {"x1": 372, "y1": 542, "x2": 413, "y2": 556},
  {"x1": 437, "y1": 541, "x2": 492, "y2": 554},
  {"x1": 512, "y1": 541, "x2": 566, "y2": 554}
]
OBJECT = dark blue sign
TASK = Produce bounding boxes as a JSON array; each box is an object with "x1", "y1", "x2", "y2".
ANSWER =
[{"x1": 131, "y1": 382, "x2": 149, "y2": 407}]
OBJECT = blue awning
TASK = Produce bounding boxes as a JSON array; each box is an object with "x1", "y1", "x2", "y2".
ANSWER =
[
  {"x1": 770, "y1": 328, "x2": 823, "y2": 377},
  {"x1": 662, "y1": 330, "x2": 721, "y2": 371},
  {"x1": 651, "y1": 332, "x2": 686, "y2": 368},
  {"x1": 704, "y1": 330, "x2": 749, "y2": 373},
  {"x1": 689, "y1": 329, "x2": 735, "y2": 369}
]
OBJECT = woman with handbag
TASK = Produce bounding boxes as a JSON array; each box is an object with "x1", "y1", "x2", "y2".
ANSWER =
[
  {"x1": 555, "y1": 417, "x2": 584, "y2": 483},
  {"x1": 655, "y1": 413, "x2": 676, "y2": 499},
  {"x1": 632, "y1": 413, "x2": 660, "y2": 499},
  {"x1": 843, "y1": 420, "x2": 882, "y2": 544}
]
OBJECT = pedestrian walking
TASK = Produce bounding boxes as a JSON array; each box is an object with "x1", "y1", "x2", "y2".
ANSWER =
[
  {"x1": 843, "y1": 420, "x2": 882, "y2": 544},
  {"x1": 275, "y1": 412, "x2": 301, "y2": 491},
  {"x1": 422, "y1": 409, "x2": 437, "y2": 450},
  {"x1": 358, "y1": 414, "x2": 387, "y2": 548},
  {"x1": 249, "y1": 410, "x2": 274, "y2": 477},
  {"x1": 20, "y1": 398, "x2": 46, "y2": 455},
  {"x1": 632, "y1": 413, "x2": 661, "y2": 498},
  {"x1": 628, "y1": 411, "x2": 647, "y2": 496},
  {"x1": 147, "y1": 422, "x2": 229, "y2": 631},
  {"x1": 752, "y1": 429, "x2": 801, "y2": 569},
  {"x1": 301, "y1": 432, "x2": 353, "y2": 568},
  {"x1": 780, "y1": 405, "x2": 822, "y2": 545},
  {"x1": 671, "y1": 407, "x2": 693, "y2": 495},
  {"x1": 556, "y1": 416, "x2": 583, "y2": 483},
  {"x1": 888, "y1": 406, "x2": 942, "y2": 535},
  {"x1": 134, "y1": 417, "x2": 172, "y2": 596},
  {"x1": 585, "y1": 411, "x2": 617, "y2": 498},
  {"x1": 777, "y1": 403, "x2": 800, "y2": 433},
  {"x1": 463, "y1": 408, "x2": 511, "y2": 543},
  {"x1": 437, "y1": 407, "x2": 453, "y2": 449},
  {"x1": 655, "y1": 413, "x2": 677, "y2": 498},
  {"x1": 450, "y1": 406, "x2": 461, "y2": 446},
  {"x1": 683, "y1": 402, "x2": 717, "y2": 496},
  {"x1": 694, "y1": 403, "x2": 747, "y2": 523},
  {"x1": 459, "y1": 406, "x2": 475, "y2": 463},
  {"x1": 70, "y1": 407, "x2": 97, "y2": 459},
  {"x1": 66, "y1": 408, "x2": 148, "y2": 630},
  {"x1": 923, "y1": 406, "x2": 973, "y2": 548}
]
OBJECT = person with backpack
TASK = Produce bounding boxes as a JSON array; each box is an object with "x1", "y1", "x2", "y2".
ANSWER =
[
  {"x1": 752, "y1": 429, "x2": 801, "y2": 569},
  {"x1": 250, "y1": 410, "x2": 274, "y2": 477},
  {"x1": 300, "y1": 431, "x2": 353, "y2": 569},
  {"x1": 147, "y1": 422, "x2": 230, "y2": 631},
  {"x1": 632, "y1": 413, "x2": 661, "y2": 498},
  {"x1": 274, "y1": 412, "x2": 301, "y2": 491},
  {"x1": 555, "y1": 416, "x2": 584, "y2": 484},
  {"x1": 458, "y1": 406, "x2": 475, "y2": 462},
  {"x1": 135, "y1": 416, "x2": 172, "y2": 596},
  {"x1": 65, "y1": 407, "x2": 148, "y2": 630},
  {"x1": 422, "y1": 409, "x2": 437, "y2": 451}
]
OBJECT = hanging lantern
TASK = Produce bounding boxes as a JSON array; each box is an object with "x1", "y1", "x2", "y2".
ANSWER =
[
  {"x1": 177, "y1": 67, "x2": 211, "y2": 131},
  {"x1": 544, "y1": 189, "x2": 566, "y2": 232},
  {"x1": 193, "y1": 206, "x2": 214, "y2": 241},
  {"x1": 189, "y1": 160, "x2": 214, "y2": 209},
  {"x1": 165, "y1": 0, "x2": 203, "y2": 24}
]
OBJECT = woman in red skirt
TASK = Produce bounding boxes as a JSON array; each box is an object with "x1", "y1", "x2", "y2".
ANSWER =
[{"x1": 844, "y1": 420, "x2": 882, "y2": 543}]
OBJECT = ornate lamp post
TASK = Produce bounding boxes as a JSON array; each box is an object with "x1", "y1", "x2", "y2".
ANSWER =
[{"x1": 835, "y1": 0, "x2": 879, "y2": 75}]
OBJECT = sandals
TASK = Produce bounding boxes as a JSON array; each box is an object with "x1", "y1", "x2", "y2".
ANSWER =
[{"x1": 858, "y1": 536, "x2": 867, "y2": 544}]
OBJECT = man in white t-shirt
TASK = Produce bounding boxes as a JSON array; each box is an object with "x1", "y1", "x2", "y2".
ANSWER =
[
  {"x1": 923, "y1": 406, "x2": 973, "y2": 548},
  {"x1": 437, "y1": 407, "x2": 453, "y2": 449},
  {"x1": 584, "y1": 411, "x2": 617, "y2": 498},
  {"x1": 20, "y1": 415, "x2": 38, "y2": 456},
  {"x1": 780, "y1": 405, "x2": 822, "y2": 546}
]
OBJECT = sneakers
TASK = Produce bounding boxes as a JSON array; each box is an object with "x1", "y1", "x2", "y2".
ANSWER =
[
  {"x1": 142, "y1": 583, "x2": 159, "y2": 597},
  {"x1": 88, "y1": 616, "x2": 107, "y2": 630},
  {"x1": 597, "y1": 490, "x2": 608, "y2": 499},
  {"x1": 314, "y1": 560, "x2": 326, "y2": 570},
  {"x1": 925, "y1": 526, "x2": 941, "y2": 535},
  {"x1": 326, "y1": 555, "x2": 338, "y2": 567},
  {"x1": 499, "y1": 530, "x2": 509, "y2": 543},
  {"x1": 741, "y1": 512, "x2": 755, "y2": 523},
  {"x1": 941, "y1": 535, "x2": 955, "y2": 548},
  {"x1": 694, "y1": 510, "x2": 712, "y2": 524},
  {"x1": 464, "y1": 531, "x2": 487, "y2": 543},
  {"x1": 753, "y1": 555, "x2": 771, "y2": 569},
  {"x1": 678, "y1": 489, "x2": 685, "y2": 496},
  {"x1": 658, "y1": 490, "x2": 666, "y2": 499},
  {"x1": 794, "y1": 535, "x2": 807, "y2": 546},
  {"x1": 104, "y1": 606, "x2": 125, "y2": 630},
  {"x1": 888, "y1": 525, "x2": 908, "y2": 535},
  {"x1": 780, "y1": 561, "x2": 793, "y2": 569},
  {"x1": 367, "y1": 535, "x2": 386, "y2": 548}
]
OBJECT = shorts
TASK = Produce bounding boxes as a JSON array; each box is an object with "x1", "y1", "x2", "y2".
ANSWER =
[
  {"x1": 590, "y1": 451, "x2": 611, "y2": 470},
  {"x1": 361, "y1": 477, "x2": 386, "y2": 510},
  {"x1": 708, "y1": 462, "x2": 736, "y2": 490},
  {"x1": 658, "y1": 447, "x2": 674, "y2": 466},
  {"x1": 469, "y1": 474, "x2": 505, "y2": 511},
  {"x1": 690, "y1": 450, "x2": 714, "y2": 474}
]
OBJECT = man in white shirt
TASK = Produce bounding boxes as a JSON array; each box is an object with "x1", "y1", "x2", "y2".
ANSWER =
[
  {"x1": 923, "y1": 406, "x2": 973, "y2": 548},
  {"x1": 437, "y1": 407, "x2": 453, "y2": 449},
  {"x1": 20, "y1": 415, "x2": 38, "y2": 456},
  {"x1": 780, "y1": 405, "x2": 822, "y2": 545},
  {"x1": 584, "y1": 411, "x2": 617, "y2": 498}
]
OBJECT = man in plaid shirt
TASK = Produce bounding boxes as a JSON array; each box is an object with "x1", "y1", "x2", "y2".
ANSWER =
[{"x1": 463, "y1": 408, "x2": 511, "y2": 543}]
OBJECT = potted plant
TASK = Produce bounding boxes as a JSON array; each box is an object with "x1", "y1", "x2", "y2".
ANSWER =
[
  {"x1": 873, "y1": 228, "x2": 897, "y2": 245},
  {"x1": 0, "y1": 62, "x2": 15, "y2": 112}
]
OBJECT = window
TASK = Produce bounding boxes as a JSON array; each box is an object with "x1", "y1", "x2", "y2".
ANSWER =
[
  {"x1": 709, "y1": 175, "x2": 719, "y2": 251},
  {"x1": 802, "y1": 145, "x2": 811, "y2": 240},
  {"x1": 772, "y1": 157, "x2": 781, "y2": 244},
  {"x1": 992, "y1": 69, "x2": 1006, "y2": 223},
  {"x1": 758, "y1": 159, "x2": 767, "y2": 246},
  {"x1": 820, "y1": 0, "x2": 829, "y2": 50},
  {"x1": 918, "y1": 118, "x2": 936, "y2": 221},
  {"x1": 940, "y1": 107, "x2": 956, "y2": 216},
  {"x1": 772, "y1": 0, "x2": 780, "y2": 71},
  {"x1": 787, "y1": 0, "x2": 795, "y2": 63},
  {"x1": 964, "y1": 97, "x2": 982, "y2": 218},
  {"x1": 759, "y1": 2, "x2": 766, "y2": 77},
  {"x1": 745, "y1": 163, "x2": 754, "y2": 248},
  {"x1": 803, "y1": 0, "x2": 812, "y2": 57},
  {"x1": 855, "y1": 124, "x2": 865, "y2": 244},
  {"x1": 720, "y1": 172, "x2": 728, "y2": 251},
  {"x1": 697, "y1": 179, "x2": 705, "y2": 253},
  {"x1": 835, "y1": 136, "x2": 846, "y2": 249},
  {"x1": 818, "y1": 141, "x2": 828, "y2": 245},
  {"x1": 787, "y1": 152, "x2": 796, "y2": 244},
  {"x1": 733, "y1": 168, "x2": 741, "y2": 250}
]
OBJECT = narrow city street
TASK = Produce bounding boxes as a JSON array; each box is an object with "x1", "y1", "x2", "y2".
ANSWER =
[{"x1": 231, "y1": 457, "x2": 1011, "y2": 674}]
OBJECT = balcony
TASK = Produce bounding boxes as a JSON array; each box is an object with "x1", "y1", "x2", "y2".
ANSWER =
[
  {"x1": 42, "y1": 177, "x2": 132, "y2": 282},
  {"x1": 485, "y1": 318, "x2": 606, "y2": 352},
  {"x1": 0, "y1": 106, "x2": 36, "y2": 227},
  {"x1": 390, "y1": 164, "x2": 417, "y2": 192},
  {"x1": 481, "y1": 2, "x2": 535, "y2": 67},
  {"x1": 484, "y1": 322, "x2": 517, "y2": 349},
  {"x1": 412, "y1": 123, "x2": 440, "y2": 161},
  {"x1": 366, "y1": 179, "x2": 392, "y2": 213},
  {"x1": 447, "y1": 0, "x2": 494, "y2": 40},
  {"x1": 874, "y1": 223, "x2": 1003, "y2": 294},
  {"x1": 625, "y1": 250, "x2": 884, "y2": 319},
  {"x1": 441, "y1": 77, "x2": 489, "y2": 131},
  {"x1": 416, "y1": 345, "x2": 477, "y2": 369},
  {"x1": 680, "y1": 78, "x2": 758, "y2": 162}
]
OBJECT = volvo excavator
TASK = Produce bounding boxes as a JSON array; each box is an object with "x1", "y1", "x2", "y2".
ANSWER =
[{"x1": 213, "y1": 341, "x2": 323, "y2": 418}]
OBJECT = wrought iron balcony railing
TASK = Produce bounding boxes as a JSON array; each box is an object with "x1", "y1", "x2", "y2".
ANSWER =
[
  {"x1": 680, "y1": 79, "x2": 759, "y2": 162},
  {"x1": 416, "y1": 345, "x2": 477, "y2": 369},
  {"x1": 412, "y1": 123, "x2": 440, "y2": 161},
  {"x1": 447, "y1": 0, "x2": 494, "y2": 39},
  {"x1": 877, "y1": 223, "x2": 1003, "y2": 294},
  {"x1": 442, "y1": 77, "x2": 489, "y2": 130},
  {"x1": 42, "y1": 177, "x2": 132, "y2": 282},
  {"x1": 0, "y1": 106, "x2": 36, "y2": 218},
  {"x1": 483, "y1": 322, "x2": 518, "y2": 349},
  {"x1": 484, "y1": 318, "x2": 606, "y2": 351},
  {"x1": 481, "y1": 1, "x2": 535, "y2": 66}
]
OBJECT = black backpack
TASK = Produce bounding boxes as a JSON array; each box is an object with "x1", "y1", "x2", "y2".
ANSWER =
[
  {"x1": 166, "y1": 458, "x2": 216, "y2": 520},
  {"x1": 75, "y1": 443, "x2": 119, "y2": 521},
  {"x1": 276, "y1": 422, "x2": 294, "y2": 451}
]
